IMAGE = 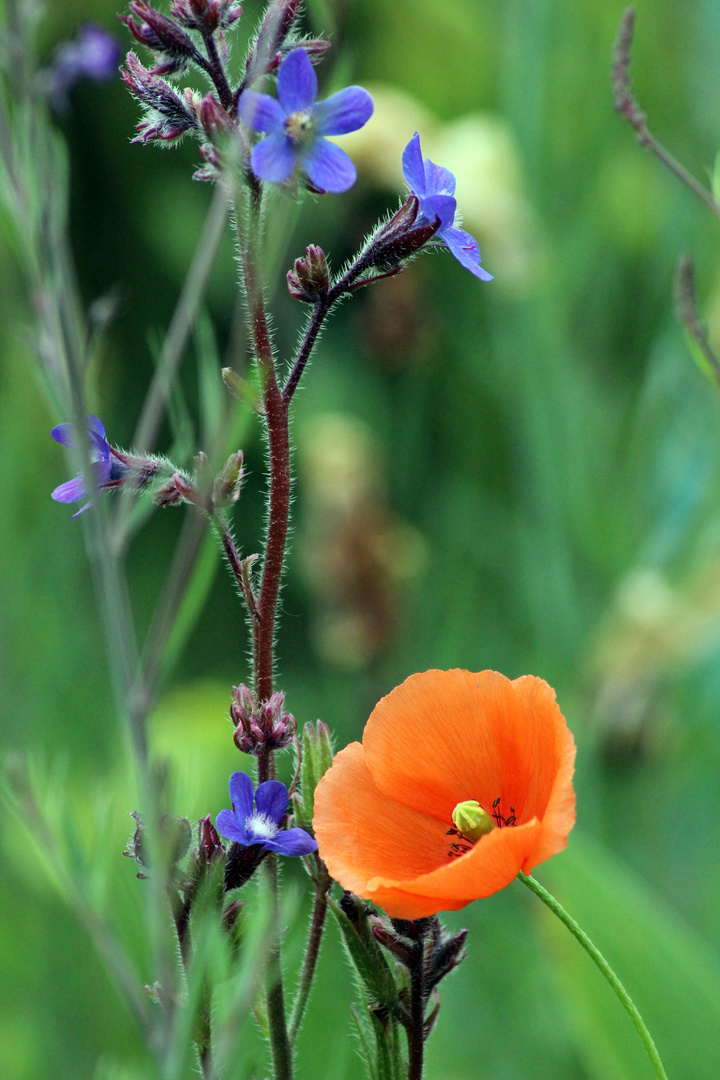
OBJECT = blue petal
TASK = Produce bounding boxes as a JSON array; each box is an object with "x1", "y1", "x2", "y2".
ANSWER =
[
  {"x1": 423, "y1": 159, "x2": 456, "y2": 198},
  {"x1": 402, "y1": 132, "x2": 426, "y2": 196},
  {"x1": 277, "y1": 49, "x2": 317, "y2": 114},
  {"x1": 229, "y1": 771, "x2": 254, "y2": 820},
  {"x1": 238, "y1": 90, "x2": 285, "y2": 133},
  {"x1": 70, "y1": 501, "x2": 93, "y2": 520},
  {"x1": 264, "y1": 827, "x2": 318, "y2": 857},
  {"x1": 302, "y1": 138, "x2": 356, "y2": 193},
  {"x1": 421, "y1": 193, "x2": 457, "y2": 231},
  {"x1": 251, "y1": 134, "x2": 297, "y2": 183},
  {"x1": 255, "y1": 780, "x2": 289, "y2": 825},
  {"x1": 314, "y1": 86, "x2": 374, "y2": 136},
  {"x1": 52, "y1": 475, "x2": 86, "y2": 503},
  {"x1": 51, "y1": 423, "x2": 76, "y2": 448},
  {"x1": 442, "y1": 227, "x2": 494, "y2": 281},
  {"x1": 87, "y1": 415, "x2": 106, "y2": 438},
  {"x1": 216, "y1": 808, "x2": 251, "y2": 845},
  {"x1": 94, "y1": 458, "x2": 113, "y2": 486}
]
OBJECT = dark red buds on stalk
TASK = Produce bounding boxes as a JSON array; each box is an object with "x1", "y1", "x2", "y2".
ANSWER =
[
  {"x1": 121, "y1": 1, "x2": 202, "y2": 74},
  {"x1": 231, "y1": 685, "x2": 296, "y2": 754},
  {"x1": 287, "y1": 245, "x2": 330, "y2": 303},
  {"x1": 200, "y1": 92, "x2": 235, "y2": 142}
]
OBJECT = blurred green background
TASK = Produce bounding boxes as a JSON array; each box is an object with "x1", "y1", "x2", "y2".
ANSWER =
[{"x1": 3, "y1": 0, "x2": 720, "y2": 1077}]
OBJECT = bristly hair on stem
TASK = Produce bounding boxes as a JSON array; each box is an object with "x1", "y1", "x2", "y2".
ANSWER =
[{"x1": 611, "y1": 7, "x2": 720, "y2": 218}]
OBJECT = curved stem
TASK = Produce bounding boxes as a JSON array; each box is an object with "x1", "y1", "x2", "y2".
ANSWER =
[
  {"x1": 518, "y1": 872, "x2": 669, "y2": 1080},
  {"x1": 289, "y1": 861, "x2": 331, "y2": 1043}
]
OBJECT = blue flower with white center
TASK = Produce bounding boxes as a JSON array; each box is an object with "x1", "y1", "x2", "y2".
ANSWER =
[
  {"x1": 216, "y1": 771, "x2": 318, "y2": 857},
  {"x1": 238, "y1": 48, "x2": 373, "y2": 193},
  {"x1": 51, "y1": 415, "x2": 126, "y2": 518},
  {"x1": 402, "y1": 132, "x2": 493, "y2": 282}
]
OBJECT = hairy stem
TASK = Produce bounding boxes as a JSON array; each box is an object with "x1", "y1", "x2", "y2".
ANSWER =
[
  {"x1": 406, "y1": 946, "x2": 426, "y2": 1080},
  {"x1": 231, "y1": 180, "x2": 292, "y2": 1077},
  {"x1": 264, "y1": 854, "x2": 293, "y2": 1080},
  {"x1": 519, "y1": 872, "x2": 669, "y2": 1080},
  {"x1": 289, "y1": 861, "x2": 331, "y2": 1042}
]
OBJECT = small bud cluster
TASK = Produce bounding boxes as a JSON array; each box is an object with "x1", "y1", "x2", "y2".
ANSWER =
[
  {"x1": 230, "y1": 684, "x2": 296, "y2": 754},
  {"x1": 170, "y1": 0, "x2": 242, "y2": 34},
  {"x1": 155, "y1": 449, "x2": 244, "y2": 510},
  {"x1": 122, "y1": 51, "x2": 200, "y2": 143},
  {"x1": 121, "y1": 0, "x2": 203, "y2": 75}
]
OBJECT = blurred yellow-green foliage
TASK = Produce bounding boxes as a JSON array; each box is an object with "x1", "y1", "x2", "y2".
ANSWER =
[{"x1": 3, "y1": 0, "x2": 720, "y2": 1077}]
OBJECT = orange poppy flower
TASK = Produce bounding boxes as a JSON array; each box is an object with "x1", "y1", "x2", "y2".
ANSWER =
[{"x1": 313, "y1": 669, "x2": 576, "y2": 919}]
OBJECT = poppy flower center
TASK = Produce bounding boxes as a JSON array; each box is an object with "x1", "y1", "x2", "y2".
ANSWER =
[
  {"x1": 446, "y1": 797, "x2": 517, "y2": 858},
  {"x1": 285, "y1": 110, "x2": 315, "y2": 147}
]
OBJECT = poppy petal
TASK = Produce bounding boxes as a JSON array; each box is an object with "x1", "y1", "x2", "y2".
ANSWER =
[
  {"x1": 363, "y1": 670, "x2": 571, "y2": 829},
  {"x1": 314, "y1": 742, "x2": 453, "y2": 896},
  {"x1": 367, "y1": 821, "x2": 543, "y2": 918}
]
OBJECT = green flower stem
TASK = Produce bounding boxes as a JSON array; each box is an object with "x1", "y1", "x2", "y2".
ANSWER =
[
  {"x1": 264, "y1": 854, "x2": 293, "y2": 1080},
  {"x1": 518, "y1": 872, "x2": 669, "y2": 1080},
  {"x1": 289, "y1": 860, "x2": 332, "y2": 1043}
]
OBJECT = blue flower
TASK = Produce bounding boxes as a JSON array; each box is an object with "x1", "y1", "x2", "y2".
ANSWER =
[
  {"x1": 51, "y1": 415, "x2": 124, "y2": 518},
  {"x1": 216, "y1": 772, "x2": 318, "y2": 857},
  {"x1": 402, "y1": 132, "x2": 493, "y2": 282},
  {"x1": 238, "y1": 49, "x2": 373, "y2": 193}
]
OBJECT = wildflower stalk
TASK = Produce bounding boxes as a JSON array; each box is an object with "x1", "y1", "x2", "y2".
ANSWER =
[
  {"x1": 612, "y1": 7, "x2": 720, "y2": 220},
  {"x1": 229, "y1": 178, "x2": 293, "y2": 1078},
  {"x1": 518, "y1": 872, "x2": 669, "y2": 1080}
]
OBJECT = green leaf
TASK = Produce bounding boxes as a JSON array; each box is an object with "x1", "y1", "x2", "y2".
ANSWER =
[
  {"x1": 540, "y1": 830, "x2": 720, "y2": 1080},
  {"x1": 327, "y1": 896, "x2": 399, "y2": 1011}
]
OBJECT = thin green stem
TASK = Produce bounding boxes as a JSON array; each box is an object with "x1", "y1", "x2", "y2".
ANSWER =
[
  {"x1": 264, "y1": 854, "x2": 293, "y2": 1080},
  {"x1": 519, "y1": 872, "x2": 669, "y2": 1080},
  {"x1": 289, "y1": 861, "x2": 331, "y2": 1043}
]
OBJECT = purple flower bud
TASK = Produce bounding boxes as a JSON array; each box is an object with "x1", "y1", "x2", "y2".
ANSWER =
[
  {"x1": 121, "y1": 1, "x2": 201, "y2": 75},
  {"x1": 287, "y1": 244, "x2": 329, "y2": 303},
  {"x1": 171, "y1": 0, "x2": 242, "y2": 33},
  {"x1": 200, "y1": 92, "x2": 235, "y2": 143},
  {"x1": 122, "y1": 51, "x2": 200, "y2": 144},
  {"x1": 213, "y1": 449, "x2": 244, "y2": 506},
  {"x1": 197, "y1": 814, "x2": 225, "y2": 867}
]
